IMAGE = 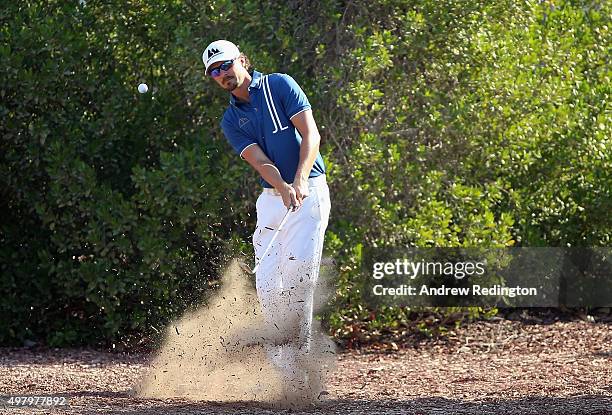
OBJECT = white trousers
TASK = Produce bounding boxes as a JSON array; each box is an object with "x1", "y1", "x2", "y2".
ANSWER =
[{"x1": 253, "y1": 175, "x2": 331, "y2": 381}]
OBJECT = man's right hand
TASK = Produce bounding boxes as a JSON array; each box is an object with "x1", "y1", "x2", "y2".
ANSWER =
[{"x1": 279, "y1": 183, "x2": 299, "y2": 211}]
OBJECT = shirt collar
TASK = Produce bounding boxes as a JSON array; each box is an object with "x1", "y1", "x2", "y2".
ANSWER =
[
  {"x1": 249, "y1": 70, "x2": 263, "y2": 90},
  {"x1": 229, "y1": 70, "x2": 263, "y2": 106}
]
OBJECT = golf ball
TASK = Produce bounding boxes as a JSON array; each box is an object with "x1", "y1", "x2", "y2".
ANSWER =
[{"x1": 138, "y1": 83, "x2": 148, "y2": 94}]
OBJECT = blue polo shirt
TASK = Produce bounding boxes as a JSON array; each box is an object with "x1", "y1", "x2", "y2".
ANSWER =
[{"x1": 221, "y1": 71, "x2": 326, "y2": 188}]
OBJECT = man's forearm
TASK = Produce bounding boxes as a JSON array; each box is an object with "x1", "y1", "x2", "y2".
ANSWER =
[
  {"x1": 253, "y1": 161, "x2": 297, "y2": 209},
  {"x1": 293, "y1": 132, "x2": 320, "y2": 183},
  {"x1": 242, "y1": 144, "x2": 290, "y2": 190},
  {"x1": 256, "y1": 163, "x2": 290, "y2": 190}
]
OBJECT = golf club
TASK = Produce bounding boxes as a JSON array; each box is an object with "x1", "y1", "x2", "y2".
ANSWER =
[{"x1": 241, "y1": 205, "x2": 293, "y2": 275}]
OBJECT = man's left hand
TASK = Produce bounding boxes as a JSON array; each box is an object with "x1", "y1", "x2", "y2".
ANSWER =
[{"x1": 292, "y1": 178, "x2": 310, "y2": 208}]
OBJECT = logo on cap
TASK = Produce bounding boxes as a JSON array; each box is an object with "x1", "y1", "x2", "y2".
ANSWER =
[{"x1": 207, "y1": 48, "x2": 221, "y2": 60}]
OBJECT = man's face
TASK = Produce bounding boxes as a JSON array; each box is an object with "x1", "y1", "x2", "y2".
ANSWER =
[{"x1": 209, "y1": 55, "x2": 246, "y2": 92}]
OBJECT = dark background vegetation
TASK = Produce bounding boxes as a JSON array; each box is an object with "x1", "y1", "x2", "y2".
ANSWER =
[{"x1": 1, "y1": 0, "x2": 609, "y2": 347}]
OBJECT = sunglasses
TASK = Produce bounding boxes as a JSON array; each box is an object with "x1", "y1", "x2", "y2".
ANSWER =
[{"x1": 209, "y1": 60, "x2": 234, "y2": 78}]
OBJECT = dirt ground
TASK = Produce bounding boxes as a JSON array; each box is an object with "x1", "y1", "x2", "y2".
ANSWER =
[{"x1": 1, "y1": 319, "x2": 610, "y2": 415}]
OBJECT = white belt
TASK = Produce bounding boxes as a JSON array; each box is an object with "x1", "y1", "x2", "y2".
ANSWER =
[{"x1": 262, "y1": 175, "x2": 326, "y2": 195}]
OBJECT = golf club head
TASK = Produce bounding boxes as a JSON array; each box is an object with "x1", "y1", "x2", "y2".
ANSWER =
[{"x1": 238, "y1": 260, "x2": 254, "y2": 275}]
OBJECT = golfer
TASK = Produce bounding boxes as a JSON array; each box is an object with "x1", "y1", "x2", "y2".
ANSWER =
[{"x1": 202, "y1": 40, "x2": 331, "y2": 396}]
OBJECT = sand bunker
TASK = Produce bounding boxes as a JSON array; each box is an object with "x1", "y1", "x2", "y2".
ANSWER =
[{"x1": 137, "y1": 259, "x2": 336, "y2": 408}]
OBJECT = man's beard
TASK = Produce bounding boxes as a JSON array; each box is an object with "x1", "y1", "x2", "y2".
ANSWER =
[{"x1": 223, "y1": 76, "x2": 238, "y2": 91}]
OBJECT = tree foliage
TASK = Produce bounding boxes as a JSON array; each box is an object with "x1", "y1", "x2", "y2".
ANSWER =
[{"x1": 1, "y1": 0, "x2": 609, "y2": 346}]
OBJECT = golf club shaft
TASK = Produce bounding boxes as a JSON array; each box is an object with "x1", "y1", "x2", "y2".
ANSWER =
[{"x1": 252, "y1": 206, "x2": 292, "y2": 274}]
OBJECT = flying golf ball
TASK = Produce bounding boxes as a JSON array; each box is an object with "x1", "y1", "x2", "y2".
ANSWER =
[{"x1": 138, "y1": 83, "x2": 148, "y2": 94}]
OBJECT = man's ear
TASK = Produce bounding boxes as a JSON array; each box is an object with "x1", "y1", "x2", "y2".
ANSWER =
[{"x1": 236, "y1": 54, "x2": 246, "y2": 67}]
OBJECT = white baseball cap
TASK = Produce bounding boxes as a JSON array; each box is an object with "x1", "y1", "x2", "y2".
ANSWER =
[{"x1": 202, "y1": 40, "x2": 241, "y2": 74}]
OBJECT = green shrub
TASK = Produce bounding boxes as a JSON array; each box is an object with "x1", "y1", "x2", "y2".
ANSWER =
[{"x1": 1, "y1": 0, "x2": 609, "y2": 346}]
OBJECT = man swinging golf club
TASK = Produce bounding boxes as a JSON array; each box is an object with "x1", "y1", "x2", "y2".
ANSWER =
[{"x1": 202, "y1": 40, "x2": 331, "y2": 398}]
